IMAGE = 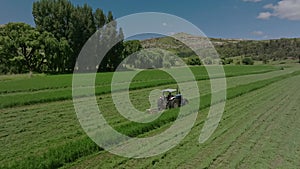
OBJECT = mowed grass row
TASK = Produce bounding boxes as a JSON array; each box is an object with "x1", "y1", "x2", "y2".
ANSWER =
[
  {"x1": 0, "y1": 67, "x2": 296, "y2": 168},
  {"x1": 1, "y1": 69, "x2": 299, "y2": 169},
  {"x1": 0, "y1": 66, "x2": 298, "y2": 166},
  {"x1": 63, "y1": 72, "x2": 300, "y2": 169},
  {"x1": 94, "y1": 67, "x2": 299, "y2": 128},
  {"x1": 0, "y1": 65, "x2": 284, "y2": 108},
  {"x1": 33, "y1": 68, "x2": 285, "y2": 136},
  {"x1": 0, "y1": 65, "x2": 279, "y2": 94}
]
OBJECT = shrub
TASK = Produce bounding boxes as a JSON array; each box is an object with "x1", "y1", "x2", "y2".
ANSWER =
[
  {"x1": 187, "y1": 57, "x2": 202, "y2": 65},
  {"x1": 262, "y1": 59, "x2": 269, "y2": 64},
  {"x1": 221, "y1": 58, "x2": 234, "y2": 65},
  {"x1": 242, "y1": 57, "x2": 254, "y2": 65}
]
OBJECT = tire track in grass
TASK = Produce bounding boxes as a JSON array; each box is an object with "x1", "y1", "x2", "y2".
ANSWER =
[
  {"x1": 62, "y1": 72, "x2": 298, "y2": 168},
  {"x1": 102, "y1": 72, "x2": 290, "y2": 165},
  {"x1": 174, "y1": 75, "x2": 300, "y2": 169},
  {"x1": 144, "y1": 85, "x2": 281, "y2": 169},
  {"x1": 54, "y1": 81, "x2": 269, "y2": 169},
  {"x1": 239, "y1": 102, "x2": 299, "y2": 168},
  {"x1": 209, "y1": 77, "x2": 299, "y2": 168},
  {"x1": 89, "y1": 74, "x2": 282, "y2": 168},
  {"x1": 173, "y1": 80, "x2": 285, "y2": 168},
  {"x1": 1, "y1": 69, "x2": 298, "y2": 168},
  {"x1": 236, "y1": 76, "x2": 300, "y2": 168},
  {"x1": 86, "y1": 68, "x2": 300, "y2": 127},
  {"x1": 65, "y1": 72, "x2": 297, "y2": 169},
  {"x1": 0, "y1": 101, "x2": 82, "y2": 166},
  {"x1": 237, "y1": 92, "x2": 298, "y2": 168},
  {"x1": 273, "y1": 100, "x2": 300, "y2": 168}
]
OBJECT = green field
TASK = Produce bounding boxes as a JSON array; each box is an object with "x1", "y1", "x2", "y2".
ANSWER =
[
  {"x1": 0, "y1": 65, "x2": 280, "y2": 108},
  {"x1": 1, "y1": 65, "x2": 300, "y2": 169}
]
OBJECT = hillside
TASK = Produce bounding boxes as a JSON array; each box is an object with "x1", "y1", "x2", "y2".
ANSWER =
[
  {"x1": 141, "y1": 33, "x2": 245, "y2": 53},
  {"x1": 140, "y1": 33, "x2": 300, "y2": 63}
]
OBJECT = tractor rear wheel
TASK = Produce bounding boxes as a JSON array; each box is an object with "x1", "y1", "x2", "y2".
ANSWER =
[
  {"x1": 170, "y1": 99, "x2": 179, "y2": 108},
  {"x1": 173, "y1": 101, "x2": 179, "y2": 108}
]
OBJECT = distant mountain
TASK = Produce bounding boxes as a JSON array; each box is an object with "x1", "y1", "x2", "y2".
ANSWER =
[
  {"x1": 140, "y1": 33, "x2": 300, "y2": 63},
  {"x1": 141, "y1": 32, "x2": 242, "y2": 49}
]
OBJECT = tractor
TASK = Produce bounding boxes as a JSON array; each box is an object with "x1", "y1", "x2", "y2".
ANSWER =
[{"x1": 157, "y1": 89, "x2": 188, "y2": 111}]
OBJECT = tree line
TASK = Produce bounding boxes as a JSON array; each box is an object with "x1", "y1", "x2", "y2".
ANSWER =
[
  {"x1": 0, "y1": 0, "x2": 141, "y2": 75},
  {"x1": 141, "y1": 35, "x2": 300, "y2": 66},
  {"x1": 2, "y1": 0, "x2": 300, "y2": 75},
  {"x1": 215, "y1": 38, "x2": 300, "y2": 63}
]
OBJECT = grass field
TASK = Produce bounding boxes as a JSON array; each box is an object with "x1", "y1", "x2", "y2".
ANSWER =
[
  {"x1": 0, "y1": 65, "x2": 279, "y2": 108},
  {"x1": 1, "y1": 65, "x2": 299, "y2": 169}
]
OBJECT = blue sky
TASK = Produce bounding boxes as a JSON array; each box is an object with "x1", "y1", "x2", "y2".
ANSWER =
[{"x1": 1, "y1": 0, "x2": 300, "y2": 39}]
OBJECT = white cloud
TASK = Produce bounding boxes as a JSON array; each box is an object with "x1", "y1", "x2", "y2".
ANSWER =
[
  {"x1": 258, "y1": 0, "x2": 300, "y2": 20},
  {"x1": 243, "y1": 0, "x2": 262, "y2": 2},
  {"x1": 162, "y1": 22, "x2": 167, "y2": 26},
  {"x1": 257, "y1": 12, "x2": 272, "y2": 19},
  {"x1": 263, "y1": 4, "x2": 274, "y2": 9},
  {"x1": 252, "y1": 31, "x2": 264, "y2": 36}
]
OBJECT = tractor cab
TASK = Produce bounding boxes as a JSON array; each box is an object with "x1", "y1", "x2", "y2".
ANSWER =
[
  {"x1": 162, "y1": 89, "x2": 179, "y2": 101},
  {"x1": 157, "y1": 88, "x2": 188, "y2": 111}
]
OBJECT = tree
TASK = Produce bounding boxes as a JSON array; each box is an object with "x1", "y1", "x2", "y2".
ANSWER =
[
  {"x1": 33, "y1": 0, "x2": 74, "y2": 40},
  {"x1": 122, "y1": 40, "x2": 142, "y2": 67},
  {"x1": 97, "y1": 13, "x2": 124, "y2": 72},
  {"x1": 94, "y1": 9, "x2": 106, "y2": 29},
  {"x1": 44, "y1": 36, "x2": 71, "y2": 73},
  {"x1": 33, "y1": 0, "x2": 122, "y2": 72},
  {"x1": 33, "y1": 0, "x2": 75, "y2": 72},
  {"x1": 0, "y1": 23, "x2": 67, "y2": 75},
  {"x1": 69, "y1": 4, "x2": 96, "y2": 71},
  {"x1": 123, "y1": 40, "x2": 142, "y2": 57},
  {"x1": 33, "y1": 0, "x2": 98, "y2": 72}
]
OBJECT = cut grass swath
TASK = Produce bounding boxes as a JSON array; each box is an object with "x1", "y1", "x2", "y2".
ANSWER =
[
  {"x1": 4, "y1": 70, "x2": 299, "y2": 169},
  {"x1": 0, "y1": 66, "x2": 281, "y2": 108}
]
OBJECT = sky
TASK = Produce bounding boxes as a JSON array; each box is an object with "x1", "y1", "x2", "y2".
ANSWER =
[{"x1": 1, "y1": 0, "x2": 300, "y2": 40}]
